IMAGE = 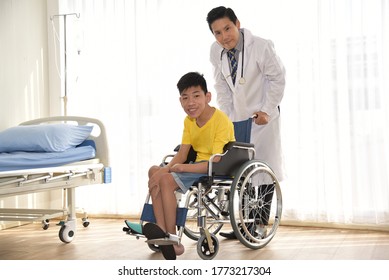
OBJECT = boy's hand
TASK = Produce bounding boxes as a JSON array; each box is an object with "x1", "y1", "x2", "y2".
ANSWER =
[
  {"x1": 148, "y1": 166, "x2": 169, "y2": 191},
  {"x1": 170, "y1": 164, "x2": 185, "y2": 173}
]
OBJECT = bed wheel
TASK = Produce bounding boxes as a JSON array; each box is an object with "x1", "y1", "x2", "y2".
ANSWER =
[
  {"x1": 59, "y1": 225, "x2": 75, "y2": 243},
  {"x1": 42, "y1": 219, "x2": 50, "y2": 230},
  {"x1": 197, "y1": 233, "x2": 219, "y2": 260},
  {"x1": 82, "y1": 217, "x2": 90, "y2": 227},
  {"x1": 59, "y1": 220, "x2": 76, "y2": 243}
]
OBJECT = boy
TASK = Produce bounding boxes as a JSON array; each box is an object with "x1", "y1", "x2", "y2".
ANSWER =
[{"x1": 147, "y1": 72, "x2": 235, "y2": 259}]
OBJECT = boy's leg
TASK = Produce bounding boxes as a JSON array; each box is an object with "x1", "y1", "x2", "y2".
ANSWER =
[
  {"x1": 148, "y1": 165, "x2": 161, "y2": 178},
  {"x1": 159, "y1": 173, "x2": 179, "y2": 234},
  {"x1": 150, "y1": 186, "x2": 166, "y2": 231},
  {"x1": 159, "y1": 173, "x2": 185, "y2": 256},
  {"x1": 149, "y1": 165, "x2": 167, "y2": 231}
]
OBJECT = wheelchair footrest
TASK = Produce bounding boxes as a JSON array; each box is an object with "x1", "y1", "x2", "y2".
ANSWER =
[
  {"x1": 123, "y1": 220, "x2": 147, "y2": 239},
  {"x1": 125, "y1": 231, "x2": 146, "y2": 238},
  {"x1": 146, "y1": 234, "x2": 179, "y2": 246}
]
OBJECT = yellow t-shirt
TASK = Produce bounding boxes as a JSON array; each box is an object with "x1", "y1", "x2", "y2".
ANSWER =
[{"x1": 181, "y1": 108, "x2": 235, "y2": 162}]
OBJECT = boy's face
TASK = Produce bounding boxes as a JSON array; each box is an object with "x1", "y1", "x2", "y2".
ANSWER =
[
  {"x1": 210, "y1": 17, "x2": 241, "y2": 50},
  {"x1": 179, "y1": 86, "x2": 211, "y2": 119}
]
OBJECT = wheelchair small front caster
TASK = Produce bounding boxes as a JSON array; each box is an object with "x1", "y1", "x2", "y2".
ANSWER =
[
  {"x1": 197, "y1": 233, "x2": 219, "y2": 260},
  {"x1": 148, "y1": 243, "x2": 161, "y2": 253}
]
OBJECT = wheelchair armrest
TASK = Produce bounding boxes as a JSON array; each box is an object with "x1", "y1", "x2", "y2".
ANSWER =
[
  {"x1": 209, "y1": 141, "x2": 255, "y2": 177},
  {"x1": 161, "y1": 154, "x2": 176, "y2": 166},
  {"x1": 223, "y1": 141, "x2": 255, "y2": 151},
  {"x1": 162, "y1": 144, "x2": 197, "y2": 165}
]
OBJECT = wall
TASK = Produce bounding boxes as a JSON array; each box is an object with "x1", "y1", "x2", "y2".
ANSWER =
[
  {"x1": 0, "y1": 0, "x2": 50, "y2": 129},
  {"x1": 0, "y1": 0, "x2": 60, "y2": 229}
]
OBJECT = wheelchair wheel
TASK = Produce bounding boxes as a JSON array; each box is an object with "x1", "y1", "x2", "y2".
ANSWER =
[
  {"x1": 229, "y1": 160, "x2": 282, "y2": 250},
  {"x1": 196, "y1": 233, "x2": 219, "y2": 260},
  {"x1": 183, "y1": 189, "x2": 224, "y2": 241}
]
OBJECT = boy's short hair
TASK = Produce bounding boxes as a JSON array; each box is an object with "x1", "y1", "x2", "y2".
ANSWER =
[
  {"x1": 206, "y1": 6, "x2": 238, "y2": 33},
  {"x1": 177, "y1": 72, "x2": 208, "y2": 95}
]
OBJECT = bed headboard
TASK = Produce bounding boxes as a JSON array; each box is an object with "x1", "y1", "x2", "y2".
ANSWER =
[{"x1": 19, "y1": 116, "x2": 110, "y2": 167}]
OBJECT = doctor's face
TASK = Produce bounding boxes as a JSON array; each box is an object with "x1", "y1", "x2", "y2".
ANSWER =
[{"x1": 210, "y1": 17, "x2": 241, "y2": 50}]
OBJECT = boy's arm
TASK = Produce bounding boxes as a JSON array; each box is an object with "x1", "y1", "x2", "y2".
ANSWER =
[
  {"x1": 169, "y1": 150, "x2": 222, "y2": 174},
  {"x1": 166, "y1": 144, "x2": 191, "y2": 168},
  {"x1": 170, "y1": 161, "x2": 208, "y2": 174},
  {"x1": 148, "y1": 144, "x2": 192, "y2": 190},
  {"x1": 167, "y1": 143, "x2": 208, "y2": 174}
]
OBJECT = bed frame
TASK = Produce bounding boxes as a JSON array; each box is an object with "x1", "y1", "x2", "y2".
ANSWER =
[{"x1": 0, "y1": 116, "x2": 111, "y2": 243}]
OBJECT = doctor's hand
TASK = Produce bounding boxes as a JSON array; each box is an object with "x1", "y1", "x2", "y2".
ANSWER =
[{"x1": 253, "y1": 111, "x2": 269, "y2": 125}]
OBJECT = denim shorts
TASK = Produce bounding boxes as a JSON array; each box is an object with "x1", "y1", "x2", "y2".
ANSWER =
[{"x1": 171, "y1": 171, "x2": 207, "y2": 193}]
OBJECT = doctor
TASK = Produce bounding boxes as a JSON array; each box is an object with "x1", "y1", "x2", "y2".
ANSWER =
[{"x1": 206, "y1": 6, "x2": 286, "y2": 239}]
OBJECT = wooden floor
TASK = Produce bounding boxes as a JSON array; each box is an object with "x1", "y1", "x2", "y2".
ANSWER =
[{"x1": 1, "y1": 218, "x2": 389, "y2": 260}]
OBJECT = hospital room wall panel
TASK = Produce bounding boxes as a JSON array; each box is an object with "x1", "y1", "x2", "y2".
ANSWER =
[
  {"x1": 0, "y1": 0, "x2": 50, "y2": 130},
  {"x1": 0, "y1": 0, "x2": 61, "y2": 229}
]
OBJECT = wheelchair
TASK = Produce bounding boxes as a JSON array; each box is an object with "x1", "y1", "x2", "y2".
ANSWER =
[{"x1": 123, "y1": 118, "x2": 282, "y2": 260}]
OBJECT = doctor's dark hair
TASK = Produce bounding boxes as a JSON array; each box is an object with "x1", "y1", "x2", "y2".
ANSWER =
[
  {"x1": 177, "y1": 72, "x2": 208, "y2": 95},
  {"x1": 206, "y1": 6, "x2": 238, "y2": 33}
]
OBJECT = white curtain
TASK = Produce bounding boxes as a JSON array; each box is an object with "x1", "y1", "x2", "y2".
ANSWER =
[
  {"x1": 278, "y1": 0, "x2": 389, "y2": 227},
  {"x1": 54, "y1": 0, "x2": 389, "y2": 227}
]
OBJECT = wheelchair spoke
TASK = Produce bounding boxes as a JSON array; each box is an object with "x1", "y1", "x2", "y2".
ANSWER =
[
  {"x1": 183, "y1": 188, "x2": 224, "y2": 241},
  {"x1": 229, "y1": 160, "x2": 282, "y2": 250}
]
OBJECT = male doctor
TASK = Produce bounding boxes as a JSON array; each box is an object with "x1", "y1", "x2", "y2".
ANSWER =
[{"x1": 206, "y1": 6, "x2": 286, "y2": 239}]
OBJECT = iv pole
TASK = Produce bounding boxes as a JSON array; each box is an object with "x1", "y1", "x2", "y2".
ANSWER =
[
  {"x1": 49, "y1": 13, "x2": 81, "y2": 218},
  {"x1": 50, "y1": 13, "x2": 80, "y2": 116}
]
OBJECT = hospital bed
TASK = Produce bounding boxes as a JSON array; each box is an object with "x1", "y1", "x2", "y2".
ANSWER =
[{"x1": 0, "y1": 116, "x2": 111, "y2": 243}]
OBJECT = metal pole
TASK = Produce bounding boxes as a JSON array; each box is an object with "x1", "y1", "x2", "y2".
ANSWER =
[
  {"x1": 50, "y1": 13, "x2": 80, "y2": 116},
  {"x1": 63, "y1": 15, "x2": 68, "y2": 116}
]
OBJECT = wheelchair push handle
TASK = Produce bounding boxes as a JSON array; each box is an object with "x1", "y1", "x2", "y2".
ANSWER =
[{"x1": 251, "y1": 112, "x2": 270, "y2": 125}]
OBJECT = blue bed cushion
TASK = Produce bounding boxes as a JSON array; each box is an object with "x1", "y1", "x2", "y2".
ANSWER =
[
  {"x1": 0, "y1": 124, "x2": 93, "y2": 153},
  {"x1": 0, "y1": 145, "x2": 96, "y2": 172}
]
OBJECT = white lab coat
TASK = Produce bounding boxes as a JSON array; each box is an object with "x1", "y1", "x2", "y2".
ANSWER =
[{"x1": 210, "y1": 28, "x2": 286, "y2": 181}]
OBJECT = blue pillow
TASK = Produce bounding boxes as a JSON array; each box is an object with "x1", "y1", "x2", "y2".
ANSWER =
[{"x1": 0, "y1": 124, "x2": 93, "y2": 153}]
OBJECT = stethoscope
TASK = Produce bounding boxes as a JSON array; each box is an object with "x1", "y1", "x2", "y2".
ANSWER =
[{"x1": 220, "y1": 32, "x2": 246, "y2": 85}]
